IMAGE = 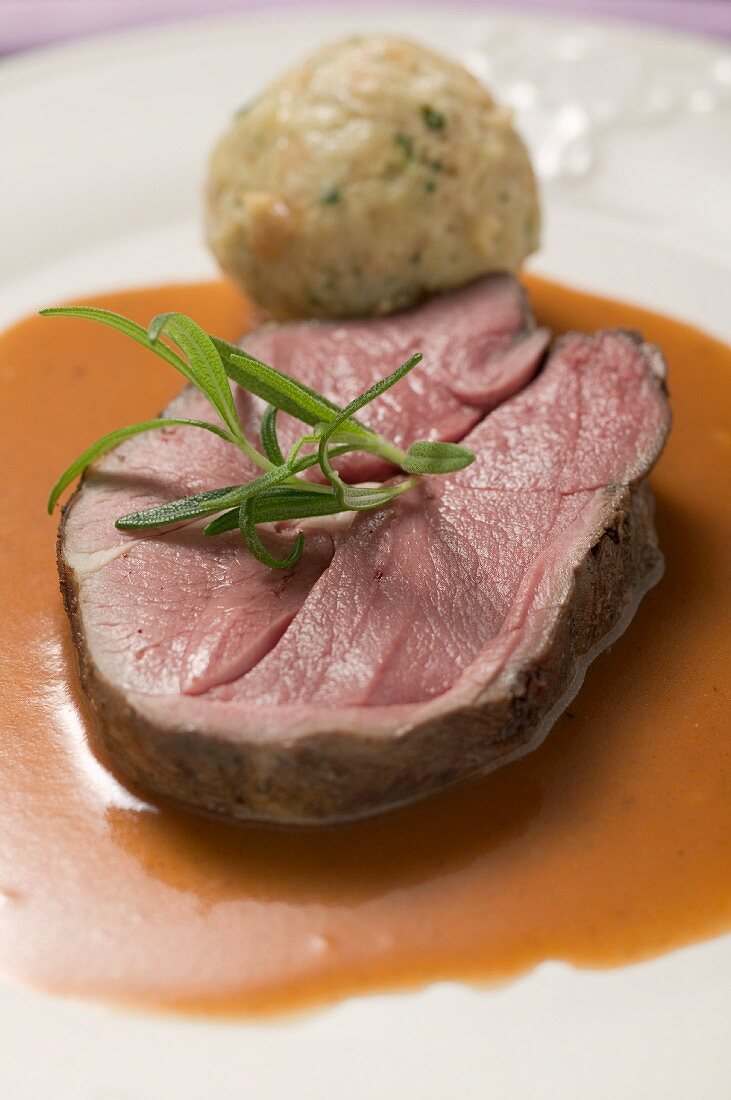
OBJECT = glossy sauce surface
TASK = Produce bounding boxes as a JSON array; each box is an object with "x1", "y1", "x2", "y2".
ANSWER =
[{"x1": 0, "y1": 277, "x2": 728, "y2": 1015}]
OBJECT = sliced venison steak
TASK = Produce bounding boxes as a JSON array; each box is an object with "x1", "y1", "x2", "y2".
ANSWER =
[
  {"x1": 59, "y1": 287, "x2": 670, "y2": 823},
  {"x1": 60, "y1": 275, "x2": 544, "y2": 696}
]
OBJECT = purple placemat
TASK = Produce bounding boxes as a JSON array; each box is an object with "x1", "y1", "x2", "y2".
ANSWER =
[{"x1": 1, "y1": 0, "x2": 730, "y2": 57}]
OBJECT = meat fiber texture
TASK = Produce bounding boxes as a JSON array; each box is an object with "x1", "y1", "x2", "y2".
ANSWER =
[{"x1": 59, "y1": 275, "x2": 670, "y2": 823}]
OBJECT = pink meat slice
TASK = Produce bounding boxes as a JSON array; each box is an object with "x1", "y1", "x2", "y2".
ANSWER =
[
  {"x1": 200, "y1": 329, "x2": 669, "y2": 714},
  {"x1": 81, "y1": 323, "x2": 668, "y2": 739},
  {"x1": 241, "y1": 274, "x2": 548, "y2": 479},
  {"x1": 63, "y1": 275, "x2": 542, "y2": 699},
  {"x1": 61, "y1": 319, "x2": 671, "y2": 823}
]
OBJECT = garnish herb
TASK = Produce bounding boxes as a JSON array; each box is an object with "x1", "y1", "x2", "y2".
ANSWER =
[
  {"x1": 394, "y1": 133, "x2": 414, "y2": 160},
  {"x1": 43, "y1": 308, "x2": 474, "y2": 570},
  {"x1": 421, "y1": 105, "x2": 446, "y2": 130},
  {"x1": 321, "y1": 185, "x2": 341, "y2": 205}
]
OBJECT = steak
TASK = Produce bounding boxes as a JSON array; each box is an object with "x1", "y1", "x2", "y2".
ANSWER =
[
  {"x1": 59, "y1": 288, "x2": 670, "y2": 823},
  {"x1": 60, "y1": 275, "x2": 544, "y2": 695}
]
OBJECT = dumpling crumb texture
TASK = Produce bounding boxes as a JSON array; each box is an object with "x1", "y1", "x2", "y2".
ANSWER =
[{"x1": 205, "y1": 35, "x2": 540, "y2": 319}]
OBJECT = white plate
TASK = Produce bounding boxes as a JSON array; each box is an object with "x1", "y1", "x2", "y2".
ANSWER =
[{"x1": 0, "y1": 10, "x2": 729, "y2": 1100}]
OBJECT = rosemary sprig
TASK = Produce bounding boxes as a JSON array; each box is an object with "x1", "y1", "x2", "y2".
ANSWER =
[
  {"x1": 47, "y1": 417, "x2": 234, "y2": 515},
  {"x1": 43, "y1": 307, "x2": 475, "y2": 569}
]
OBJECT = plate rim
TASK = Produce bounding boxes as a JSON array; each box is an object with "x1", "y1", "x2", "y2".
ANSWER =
[{"x1": 0, "y1": 9, "x2": 729, "y2": 1098}]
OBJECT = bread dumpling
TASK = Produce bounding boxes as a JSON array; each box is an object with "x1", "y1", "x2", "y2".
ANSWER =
[{"x1": 206, "y1": 35, "x2": 540, "y2": 320}]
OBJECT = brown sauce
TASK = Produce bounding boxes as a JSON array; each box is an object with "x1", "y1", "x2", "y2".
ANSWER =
[{"x1": 0, "y1": 276, "x2": 729, "y2": 1016}]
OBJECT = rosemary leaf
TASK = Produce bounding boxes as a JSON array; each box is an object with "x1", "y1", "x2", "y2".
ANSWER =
[
  {"x1": 39, "y1": 306, "x2": 192, "y2": 380},
  {"x1": 218, "y1": 340, "x2": 371, "y2": 439},
  {"x1": 317, "y1": 353, "x2": 422, "y2": 503},
  {"x1": 401, "y1": 439, "x2": 475, "y2": 474},
  {"x1": 260, "y1": 404, "x2": 285, "y2": 465},
  {"x1": 334, "y1": 481, "x2": 415, "y2": 511},
  {"x1": 116, "y1": 461, "x2": 304, "y2": 531},
  {"x1": 116, "y1": 482, "x2": 254, "y2": 530},
  {"x1": 331, "y1": 352, "x2": 422, "y2": 424},
  {"x1": 204, "y1": 489, "x2": 347, "y2": 536},
  {"x1": 148, "y1": 313, "x2": 244, "y2": 444},
  {"x1": 41, "y1": 306, "x2": 270, "y2": 473},
  {"x1": 238, "y1": 500, "x2": 304, "y2": 570},
  {"x1": 116, "y1": 444, "x2": 357, "y2": 531},
  {"x1": 47, "y1": 418, "x2": 234, "y2": 514},
  {"x1": 201, "y1": 508, "x2": 245, "y2": 537}
]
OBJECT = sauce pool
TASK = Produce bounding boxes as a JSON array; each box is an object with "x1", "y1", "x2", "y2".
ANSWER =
[{"x1": 0, "y1": 276, "x2": 729, "y2": 1016}]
